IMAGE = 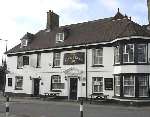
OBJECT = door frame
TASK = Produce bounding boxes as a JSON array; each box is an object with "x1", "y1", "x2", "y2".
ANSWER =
[{"x1": 68, "y1": 77, "x2": 78, "y2": 100}]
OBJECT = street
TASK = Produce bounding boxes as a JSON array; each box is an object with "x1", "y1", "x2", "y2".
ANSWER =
[{"x1": 0, "y1": 99, "x2": 150, "y2": 117}]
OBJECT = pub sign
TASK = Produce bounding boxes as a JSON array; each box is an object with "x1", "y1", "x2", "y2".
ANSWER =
[{"x1": 63, "y1": 52, "x2": 85, "y2": 65}]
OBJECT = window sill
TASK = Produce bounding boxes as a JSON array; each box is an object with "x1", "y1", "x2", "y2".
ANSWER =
[
  {"x1": 91, "y1": 65, "x2": 104, "y2": 67},
  {"x1": 52, "y1": 66, "x2": 61, "y2": 68},
  {"x1": 114, "y1": 63, "x2": 150, "y2": 66},
  {"x1": 36, "y1": 66, "x2": 41, "y2": 68},
  {"x1": 17, "y1": 67, "x2": 23, "y2": 69},
  {"x1": 15, "y1": 88, "x2": 23, "y2": 90},
  {"x1": 51, "y1": 89, "x2": 62, "y2": 92}
]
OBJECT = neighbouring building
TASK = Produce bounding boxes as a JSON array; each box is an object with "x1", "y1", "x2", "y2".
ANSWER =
[{"x1": 4, "y1": 7, "x2": 150, "y2": 100}]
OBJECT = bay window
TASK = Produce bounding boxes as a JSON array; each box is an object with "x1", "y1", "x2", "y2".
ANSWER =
[
  {"x1": 115, "y1": 76, "x2": 120, "y2": 96},
  {"x1": 123, "y1": 44, "x2": 134, "y2": 63},
  {"x1": 114, "y1": 46, "x2": 120, "y2": 64},
  {"x1": 123, "y1": 75, "x2": 135, "y2": 97},
  {"x1": 92, "y1": 77, "x2": 103, "y2": 93},
  {"x1": 137, "y1": 44, "x2": 147, "y2": 63},
  {"x1": 138, "y1": 75, "x2": 148, "y2": 97}
]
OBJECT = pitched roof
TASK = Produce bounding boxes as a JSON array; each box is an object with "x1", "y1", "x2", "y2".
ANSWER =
[{"x1": 6, "y1": 12, "x2": 150, "y2": 54}]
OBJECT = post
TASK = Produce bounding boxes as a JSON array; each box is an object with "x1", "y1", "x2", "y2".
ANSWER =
[
  {"x1": 6, "y1": 96, "x2": 9, "y2": 117},
  {"x1": 80, "y1": 99, "x2": 83, "y2": 117}
]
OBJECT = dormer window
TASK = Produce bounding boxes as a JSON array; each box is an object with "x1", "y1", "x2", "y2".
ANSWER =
[
  {"x1": 21, "y1": 39, "x2": 28, "y2": 47},
  {"x1": 56, "y1": 33, "x2": 64, "y2": 43}
]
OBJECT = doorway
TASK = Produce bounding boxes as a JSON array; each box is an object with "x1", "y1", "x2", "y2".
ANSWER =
[
  {"x1": 33, "y1": 79, "x2": 40, "y2": 96},
  {"x1": 70, "y1": 78, "x2": 78, "y2": 100}
]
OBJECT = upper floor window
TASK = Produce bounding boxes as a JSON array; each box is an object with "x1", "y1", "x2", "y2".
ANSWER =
[
  {"x1": 15, "y1": 76, "x2": 23, "y2": 90},
  {"x1": 17, "y1": 55, "x2": 29, "y2": 68},
  {"x1": 21, "y1": 39, "x2": 28, "y2": 47},
  {"x1": 53, "y1": 52, "x2": 61, "y2": 67},
  {"x1": 114, "y1": 46, "x2": 120, "y2": 64},
  {"x1": 92, "y1": 48, "x2": 103, "y2": 66},
  {"x1": 37, "y1": 53, "x2": 41, "y2": 68},
  {"x1": 137, "y1": 44, "x2": 147, "y2": 63},
  {"x1": 56, "y1": 33, "x2": 64, "y2": 43},
  {"x1": 123, "y1": 44, "x2": 134, "y2": 63},
  {"x1": 51, "y1": 75, "x2": 64, "y2": 90},
  {"x1": 92, "y1": 77, "x2": 103, "y2": 93}
]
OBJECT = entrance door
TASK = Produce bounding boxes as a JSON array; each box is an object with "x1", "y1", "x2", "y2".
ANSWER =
[
  {"x1": 70, "y1": 78, "x2": 78, "y2": 100},
  {"x1": 33, "y1": 79, "x2": 40, "y2": 96}
]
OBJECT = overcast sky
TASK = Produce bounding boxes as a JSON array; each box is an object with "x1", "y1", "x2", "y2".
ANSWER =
[{"x1": 0, "y1": 0, "x2": 148, "y2": 65}]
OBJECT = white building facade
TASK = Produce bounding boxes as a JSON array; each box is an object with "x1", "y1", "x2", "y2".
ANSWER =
[{"x1": 5, "y1": 10, "x2": 150, "y2": 100}]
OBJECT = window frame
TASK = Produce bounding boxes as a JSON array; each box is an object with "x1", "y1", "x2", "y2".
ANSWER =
[
  {"x1": 53, "y1": 52, "x2": 61, "y2": 67},
  {"x1": 138, "y1": 75, "x2": 149, "y2": 97},
  {"x1": 8, "y1": 78, "x2": 12, "y2": 87},
  {"x1": 36, "y1": 53, "x2": 41, "y2": 68},
  {"x1": 137, "y1": 44, "x2": 147, "y2": 63},
  {"x1": 56, "y1": 33, "x2": 64, "y2": 43},
  {"x1": 21, "y1": 39, "x2": 28, "y2": 47},
  {"x1": 92, "y1": 77, "x2": 103, "y2": 93},
  {"x1": 15, "y1": 76, "x2": 23, "y2": 90},
  {"x1": 51, "y1": 75, "x2": 64, "y2": 90},
  {"x1": 114, "y1": 46, "x2": 120, "y2": 64},
  {"x1": 92, "y1": 48, "x2": 103, "y2": 66},
  {"x1": 123, "y1": 44, "x2": 134, "y2": 63},
  {"x1": 114, "y1": 76, "x2": 120, "y2": 96},
  {"x1": 123, "y1": 75, "x2": 135, "y2": 97},
  {"x1": 23, "y1": 56, "x2": 29, "y2": 66}
]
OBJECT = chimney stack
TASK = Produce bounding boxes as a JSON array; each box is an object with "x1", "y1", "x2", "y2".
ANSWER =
[
  {"x1": 147, "y1": 0, "x2": 150, "y2": 24},
  {"x1": 46, "y1": 10, "x2": 59, "y2": 30}
]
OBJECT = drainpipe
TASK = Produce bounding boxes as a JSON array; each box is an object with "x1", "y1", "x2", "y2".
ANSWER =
[{"x1": 85, "y1": 45, "x2": 88, "y2": 100}]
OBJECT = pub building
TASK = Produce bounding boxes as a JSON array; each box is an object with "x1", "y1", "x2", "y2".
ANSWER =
[{"x1": 4, "y1": 7, "x2": 150, "y2": 101}]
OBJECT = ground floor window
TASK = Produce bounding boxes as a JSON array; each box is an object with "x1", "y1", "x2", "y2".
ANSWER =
[
  {"x1": 138, "y1": 75, "x2": 148, "y2": 97},
  {"x1": 92, "y1": 77, "x2": 103, "y2": 93},
  {"x1": 115, "y1": 76, "x2": 120, "y2": 96},
  {"x1": 114, "y1": 74, "x2": 149, "y2": 98},
  {"x1": 123, "y1": 75, "x2": 135, "y2": 97},
  {"x1": 51, "y1": 75, "x2": 64, "y2": 90},
  {"x1": 15, "y1": 76, "x2": 23, "y2": 90},
  {"x1": 8, "y1": 78, "x2": 12, "y2": 87}
]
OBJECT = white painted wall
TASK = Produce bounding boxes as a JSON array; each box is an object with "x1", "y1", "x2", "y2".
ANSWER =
[{"x1": 5, "y1": 47, "x2": 114, "y2": 99}]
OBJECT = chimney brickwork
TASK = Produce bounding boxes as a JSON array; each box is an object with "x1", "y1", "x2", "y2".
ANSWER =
[{"x1": 46, "y1": 10, "x2": 59, "y2": 30}]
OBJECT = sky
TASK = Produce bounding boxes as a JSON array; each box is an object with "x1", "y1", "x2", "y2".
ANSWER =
[{"x1": 0, "y1": 0, "x2": 148, "y2": 65}]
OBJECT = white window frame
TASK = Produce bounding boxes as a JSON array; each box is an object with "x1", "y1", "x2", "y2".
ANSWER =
[
  {"x1": 123, "y1": 75, "x2": 135, "y2": 97},
  {"x1": 15, "y1": 76, "x2": 23, "y2": 90},
  {"x1": 137, "y1": 44, "x2": 147, "y2": 63},
  {"x1": 114, "y1": 46, "x2": 120, "y2": 64},
  {"x1": 92, "y1": 77, "x2": 103, "y2": 93},
  {"x1": 21, "y1": 39, "x2": 28, "y2": 47},
  {"x1": 138, "y1": 75, "x2": 149, "y2": 97},
  {"x1": 53, "y1": 52, "x2": 61, "y2": 67},
  {"x1": 123, "y1": 44, "x2": 134, "y2": 63},
  {"x1": 56, "y1": 33, "x2": 64, "y2": 42},
  {"x1": 92, "y1": 48, "x2": 103, "y2": 65},
  {"x1": 115, "y1": 76, "x2": 120, "y2": 96},
  {"x1": 51, "y1": 75, "x2": 64, "y2": 90}
]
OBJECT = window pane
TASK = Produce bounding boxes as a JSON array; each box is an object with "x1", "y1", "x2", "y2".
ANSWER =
[
  {"x1": 115, "y1": 76, "x2": 120, "y2": 96},
  {"x1": 138, "y1": 75, "x2": 148, "y2": 97},
  {"x1": 53, "y1": 53, "x2": 61, "y2": 67},
  {"x1": 124, "y1": 75, "x2": 135, "y2": 97},
  {"x1": 123, "y1": 44, "x2": 134, "y2": 63},
  {"x1": 137, "y1": 44, "x2": 147, "y2": 63},
  {"x1": 15, "y1": 76, "x2": 23, "y2": 89},
  {"x1": 17, "y1": 56, "x2": 23, "y2": 68},
  {"x1": 93, "y1": 49, "x2": 103, "y2": 65},
  {"x1": 114, "y1": 46, "x2": 120, "y2": 64},
  {"x1": 23, "y1": 56, "x2": 29, "y2": 65},
  {"x1": 8, "y1": 78, "x2": 12, "y2": 86},
  {"x1": 92, "y1": 77, "x2": 103, "y2": 93},
  {"x1": 37, "y1": 53, "x2": 41, "y2": 67}
]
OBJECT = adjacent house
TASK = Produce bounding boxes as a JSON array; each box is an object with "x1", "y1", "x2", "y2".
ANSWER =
[{"x1": 5, "y1": 8, "x2": 150, "y2": 100}]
